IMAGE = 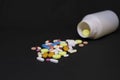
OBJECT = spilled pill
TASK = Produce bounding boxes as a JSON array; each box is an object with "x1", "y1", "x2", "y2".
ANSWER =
[
  {"x1": 37, "y1": 57, "x2": 44, "y2": 62},
  {"x1": 53, "y1": 54, "x2": 61, "y2": 59},
  {"x1": 83, "y1": 41, "x2": 88, "y2": 45},
  {"x1": 41, "y1": 49, "x2": 49, "y2": 53},
  {"x1": 42, "y1": 52, "x2": 48, "y2": 58},
  {"x1": 79, "y1": 44, "x2": 84, "y2": 47},
  {"x1": 50, "y1": 59, "x2": 59, "y2": 63},
  {"x1": 59, "y1": 51, "x2": 67, "y2": 56},
  {"x1": 63, "y1": 46, "x2": 69, "y2": 51},
  {"x1": 48, "y1": 52, "x2": 55, "y2": 58},
  {"x1": 31, "y1": 47, "x2": 36, "y2": 51}
]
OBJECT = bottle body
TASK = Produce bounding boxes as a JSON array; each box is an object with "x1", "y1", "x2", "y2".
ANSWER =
[{"x1": 77, "y1": 10, "x2": 119, "y2": 39}]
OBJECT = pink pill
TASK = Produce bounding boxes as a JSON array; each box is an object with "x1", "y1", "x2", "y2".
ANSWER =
[
  {"x1": 31, "y1": 47, "x2": 36, "y2": 50},
  {"x1": 83, "y1": 41, "x2": 88, "y2": 45},
  {"x1": 79, "y1": 44, "x2": 84, "y2": 47}
]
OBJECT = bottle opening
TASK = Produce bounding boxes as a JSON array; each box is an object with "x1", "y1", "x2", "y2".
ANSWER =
[{"x1": 77, "y1": 22, "x2": 91, "y2": 38}]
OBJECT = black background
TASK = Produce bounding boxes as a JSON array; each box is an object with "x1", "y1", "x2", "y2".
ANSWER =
[{"x1": 0, "y1": 0, "x2": 120, "y2": 80}]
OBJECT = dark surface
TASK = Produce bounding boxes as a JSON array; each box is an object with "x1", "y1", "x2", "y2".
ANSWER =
[{"x1": 0, "y1": 0, "x2": 120, "y2": 80}]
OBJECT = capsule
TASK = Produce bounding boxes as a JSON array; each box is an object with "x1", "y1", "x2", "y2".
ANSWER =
[
  {"x1": 50, "y1": 59, "x2": 59, "y2": 63},
  {"x1": 36, "y1": 57, "x2": 44, "y2": 62}
]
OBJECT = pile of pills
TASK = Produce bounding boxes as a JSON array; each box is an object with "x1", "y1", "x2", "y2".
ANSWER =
[{"x1": 31, "y1": 39, "x2": 88, "y2": 63}]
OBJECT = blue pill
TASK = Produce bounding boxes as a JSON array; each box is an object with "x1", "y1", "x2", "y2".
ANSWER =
[
  {"x1": 41, "y1": 44, "x2": 50, "y2": 49},
  {"x1": 52, "y1": 42, "x2": 60, "y2": 46}
]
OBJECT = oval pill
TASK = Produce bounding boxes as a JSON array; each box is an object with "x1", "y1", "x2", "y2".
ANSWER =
[
  {"x1": 37, "y1": 57, "x2": 44, "y2": 62},
  {"x1": 83, "y1": 41, "x2": 88, "y2": 45},
  {"x1": 31, "y1": 47, "x2": 36, "y2": 50},
  {"x1": 41, "y1": 49, "x2": 49, "y2": 53},
  {"x1": 59, "y1": 51, "x2": 67, "y2": 56},
  {"x1": 75, "y1": 40, "x2": 82, "y2": 44},
  {"x1": 50, "y1": 59, "x2": 59, "y2": 63},
  {"x1": 52, "y1": 54, "x2": 61, "y2": 59},
  {"x1": 79, "y1": 44, "x2": 84, "y2": 47}
]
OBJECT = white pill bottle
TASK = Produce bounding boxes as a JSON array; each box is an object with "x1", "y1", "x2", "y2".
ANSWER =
[{"x1": 77, "y1": 10, "x2": 119, "y2": 39}]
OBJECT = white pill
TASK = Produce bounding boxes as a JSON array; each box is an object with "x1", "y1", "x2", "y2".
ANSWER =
[
  {"x1": 37, "y1": 52, "x2": 42, "y2": 57},
  {"x1": 66, "y1": 39, "x2": 76, "y2": 47},
  {"x1": 36, "y1": 57, "x2": 44, "y2": 62},
  {"x1": 63, "y1": 54, "x2": 69, "y2": 57},
  {"x1": 68, "y1": 49, "x2": 77, "y2": 53},
  {"x1": 68, "y1": 46, "x2": 73, "y2": 50},
  {"x1": 50, "y1": 59, "x2": 59, "y2": 63}
]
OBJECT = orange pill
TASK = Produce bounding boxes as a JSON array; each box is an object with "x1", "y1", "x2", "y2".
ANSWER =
[
  {"x1": 48, "y1": 52, "x2": 55, "y2": 58},
  {"x1": 63, "y1": 46, "x2": 69, "y2": 51},
  {"x1": 42, "y1": 53, "x2": 48, "y2": 58}
]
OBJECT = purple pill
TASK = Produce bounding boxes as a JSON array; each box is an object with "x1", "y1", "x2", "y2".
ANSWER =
[{"x1": 46, "y1": 58, "x2": 50, "y2": 62}]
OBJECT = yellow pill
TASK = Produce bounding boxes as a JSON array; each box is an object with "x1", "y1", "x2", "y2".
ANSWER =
[
  {"x1": 60, "y1": 41, "x2": 67, "y2": 46},
  {"x1": 53, "y1": 54, "x2": 61, "y2": 59},
  {"x1": 59, "y1": 51, "x2": 67, "y2": 56},
  {"x1": 42, "y1": 53, "x2": 48, "y2": 58},
  {"x1": 82, "y1": 29, "x2": 90, "y2": 37},
  {"x1": 75, "y1": 40, "x2": 82, "y2": 44},
  {"x1": 41, "y1": 49, "x2": 49, "y2": 53},
  {"x1": 63, "y1": 46, "x2": 69, "y2": 51},
  {"x1": 48, "y1": 52, "x2": 55, "y2": 58},
  {"x1": 60, "y1": 43, "x2": 67, "y2": 47}
]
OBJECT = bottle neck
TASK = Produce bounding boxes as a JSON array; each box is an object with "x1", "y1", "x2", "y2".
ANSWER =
[{"x1": 77, "y1": 18, "x2": 98, "y2": 39}]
